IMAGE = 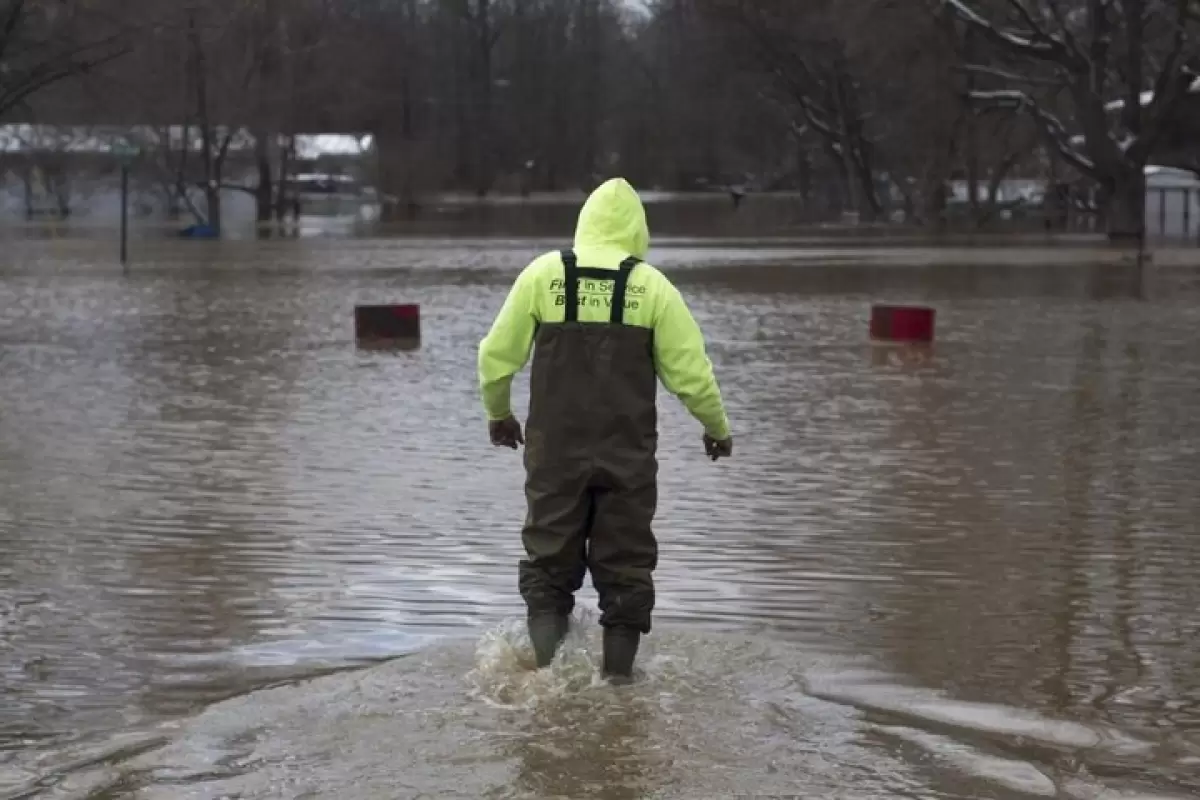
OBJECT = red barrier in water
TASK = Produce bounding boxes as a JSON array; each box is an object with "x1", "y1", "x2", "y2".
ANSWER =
[
  {"x1": 870, "y1": 305, "x2": 935, "y2": 342},
  {"x1": 355, "y1": 304, "x2": 421, "y2": 344}
]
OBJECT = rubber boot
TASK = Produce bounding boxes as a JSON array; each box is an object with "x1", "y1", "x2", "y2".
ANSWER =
[
  {"x1": 602, "y1": 626, "x2": 641, "y2": 685},
  {"x1": 528, "y1": 614, "x2": 569, "y2": 668}
]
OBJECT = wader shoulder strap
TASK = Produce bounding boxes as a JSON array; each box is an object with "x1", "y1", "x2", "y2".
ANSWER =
[
  {"x1": 559, "y1": 250, "x2": 643, "y2": 324},
  {"x1": 609, "y1": 256, "x2": 642, "y2": 324},
  {"x1": 561, "y1": 249, "x2": 579, "y2": 322}
]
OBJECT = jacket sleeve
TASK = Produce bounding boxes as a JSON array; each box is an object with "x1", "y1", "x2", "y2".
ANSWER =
[
  {"x1": 651, "y1": 279, "x2": 731, "y2": 440},
  {"x1": 478, "y1": 264, "x2": 540, "y2": 421}
]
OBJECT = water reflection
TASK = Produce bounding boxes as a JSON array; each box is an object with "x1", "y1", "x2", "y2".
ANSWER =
[
  {"x1": 2, "y1": 238, "x2": 1200, "y2": 797},
  {"x1": 501, "y1": 696, "x2": 661, "y2": 800}
]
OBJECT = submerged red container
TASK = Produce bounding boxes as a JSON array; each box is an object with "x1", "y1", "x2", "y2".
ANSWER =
[
  {"x1": 869, "y1": 305, "x2": 935, "y2": 342},
  {"x1": 355, "y1": 304, "x2": 421, "y2": 343}
]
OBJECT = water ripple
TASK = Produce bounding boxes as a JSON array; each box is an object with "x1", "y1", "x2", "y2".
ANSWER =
[{"x1": 1, "y1": 240, "x2": 1199, "y2": 797}]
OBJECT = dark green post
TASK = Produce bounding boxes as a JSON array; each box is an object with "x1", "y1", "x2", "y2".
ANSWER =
[
  {"x1": 120, "y1": 165, "x2": 129, "y2": 268},
  {"x1": 115, "y1": 143, "x2": 139, "y2": 273}
]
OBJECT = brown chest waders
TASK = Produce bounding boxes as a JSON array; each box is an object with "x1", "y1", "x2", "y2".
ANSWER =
[{"x1": 520, "y1": 249, "x2": 659, "y2": 677}]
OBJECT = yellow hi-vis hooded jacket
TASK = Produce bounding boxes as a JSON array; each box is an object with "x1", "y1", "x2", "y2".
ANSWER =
[{"x1": 477, "y1": 178, "x2": 731, "y2": 441}]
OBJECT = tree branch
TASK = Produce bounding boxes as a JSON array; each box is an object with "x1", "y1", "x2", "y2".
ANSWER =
[
  {"x1": 1006, "y1": 0, "x2": 1069, "y2": 55},
  {"x1": 1084, "y1": 0, "x2": 1114, "y2": 98},
  {"x1": 216, "y1": 129, "x2": 236, "y2": 167},
  {"x1": 969, "y1": 89, "x2": 1097, "y2": 177},
  {"x1": 720, "y1": 6, "x2": 837, "y2": 143},
  {"x1": 0, "y1": 41, "x2": 130, "y2": 119},
  {"x1": 1041, "y1": 0, "x2": 1087, "y2": 64},
  {"x1": 0, "y1": 0, "x2": 27, "y2": 65},
  {"x1": 0, "y1": 1, "x2": 132, "y2": 121},
  {"x1": 942, "y1": 0, "x2": 1081, "y2": 66},
  {"x1": 958, "y1": 63, "x2": 1061, "y2": 87},
  {"x1": 1127, "y1": 0, "x2": 1200, "y2": 162}
]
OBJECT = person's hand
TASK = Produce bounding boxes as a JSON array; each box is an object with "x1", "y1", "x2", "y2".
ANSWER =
[
  {"x1": 703, "y1": 433, "x2": 732, "y2": 461},
  {"x1": 489, "y1": 416, "x2": 524, "y2": 449}
]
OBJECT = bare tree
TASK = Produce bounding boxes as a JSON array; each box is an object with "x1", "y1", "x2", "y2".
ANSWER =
[
  {"x1": 694, "y1": 0, "x2": 893, "y2": 219},
  {"x1": 943, "y1": 0, "x2": 1200, "y2": 242},
  {"x1": 20, "y1": 0, "x2": 1165, "y2": 236},
  {"x1": 0, "y1": 0, "x2": 132, "y2": 120}
]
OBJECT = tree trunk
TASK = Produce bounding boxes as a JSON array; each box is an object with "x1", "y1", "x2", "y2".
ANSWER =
[
  {"x1": 22, "y1": 164, "x2": 34, "y2": 220},
  {"x1": 965, "y1": 113, "x2": 981, "y2": 226},
  {"x1": 48, "y1": 164, "x2": 71, "y2": 218},
  {"x1": 853, "y1": 158, "x2": 879, "y2": 222},
  {"x1": 203, "y1": 141, "x2": 228, "y2": 236},
  {"x1": 985, "y1": 156, "x2": 1014, "y2": 207},
  {"x1": 797, "y1": 145, "x2": 812, "y2": 206},
  {"x1": 575, "y1": 0, "x2": 602, "y2": 189},
  {"x1": 924, "y1": 180, "x2": 947, "y2": 231},
  {"x1": 166, "y1": 189, "x2": 181, "y2": 221},
  {"x1": 205, "y1": 184, "x2": 222, "y2": 235},
  {"x1": 822, "y1": 141, "x2": 852, "y2": 215},
  {"x1": 843, "y1": 137, "x2": 880, "y2": 221},
  {"x1": 168, "y1": 123, "x2": 190, "y2": 222},
  {"x1": 255, "y1": 132, "x2": 274, "y2": 223},
  {"x1": 473, "y1": 0, "x2": 495, "y2": 198},
  {"x1": 275, "y1": 135, "x2": 293, "y2": 223},
  {"x1": 398, "y1": 74, "x2": 422, "y2": 216},
  {"x1": 957, "y1": 23, "x2": 981, "y2": 227},
  {"x1": 190, "y1": 12, "x2": 220, "y2": 236},
  {"x1": 1106, "y1": 165, "x2": 1146, "y2": 244},
  {"x1": 923, "y1": 120, "x2": 959, "y2": 231}
]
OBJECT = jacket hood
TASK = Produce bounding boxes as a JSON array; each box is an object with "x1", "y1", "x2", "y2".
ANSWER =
[{"x1": 572, "y1": 177, "x2": 649, "y2": 258}]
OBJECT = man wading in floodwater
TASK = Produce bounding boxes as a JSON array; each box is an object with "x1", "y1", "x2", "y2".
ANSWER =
[{"x1": 477, "y1": 177, "x2": 732, "y2": 683}]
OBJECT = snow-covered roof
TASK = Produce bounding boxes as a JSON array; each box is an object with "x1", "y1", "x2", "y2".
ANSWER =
[
  {"x1": 1145, "y1": 164, "x2": 1200, "y2": 187},
  {"x1": 292, "y1": 172, "x2": 358, "y2": 183},
  {"x1": 0, "y1": 124, "x2": 120, "y2": 154},
  {"x1": 1145, "y1": 164, "x2": 1197, "y2": 177},
  {"x1": 294, "y1": 134, "x2": 374, "y2": 160},
  {"x1": 0, "y1": 125, "x2": 374, "y2": 158}
]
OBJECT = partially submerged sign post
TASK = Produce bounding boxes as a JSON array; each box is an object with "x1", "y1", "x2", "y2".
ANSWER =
[
  {"x1": 870, "y1": 305, "x2": 935, "y2": 343},
  {"x1": 354, "y1": 304, "x2": 421, "y2": 349},
  {"x1": 114, "y1": 142, "x2": 139, "y2": 272},
  {"x1": 869, "y1": 304, "x2": 936, "y2": 367}
]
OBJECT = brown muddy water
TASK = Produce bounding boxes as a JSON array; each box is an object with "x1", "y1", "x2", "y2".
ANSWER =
[{"x1": 2, "y1": 234, "x2": 1200, "y2": 799}]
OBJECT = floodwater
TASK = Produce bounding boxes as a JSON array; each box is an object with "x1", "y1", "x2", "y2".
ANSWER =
[{"x1": 2, "y1": 231, "x2": 1200, "y2": 799}]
